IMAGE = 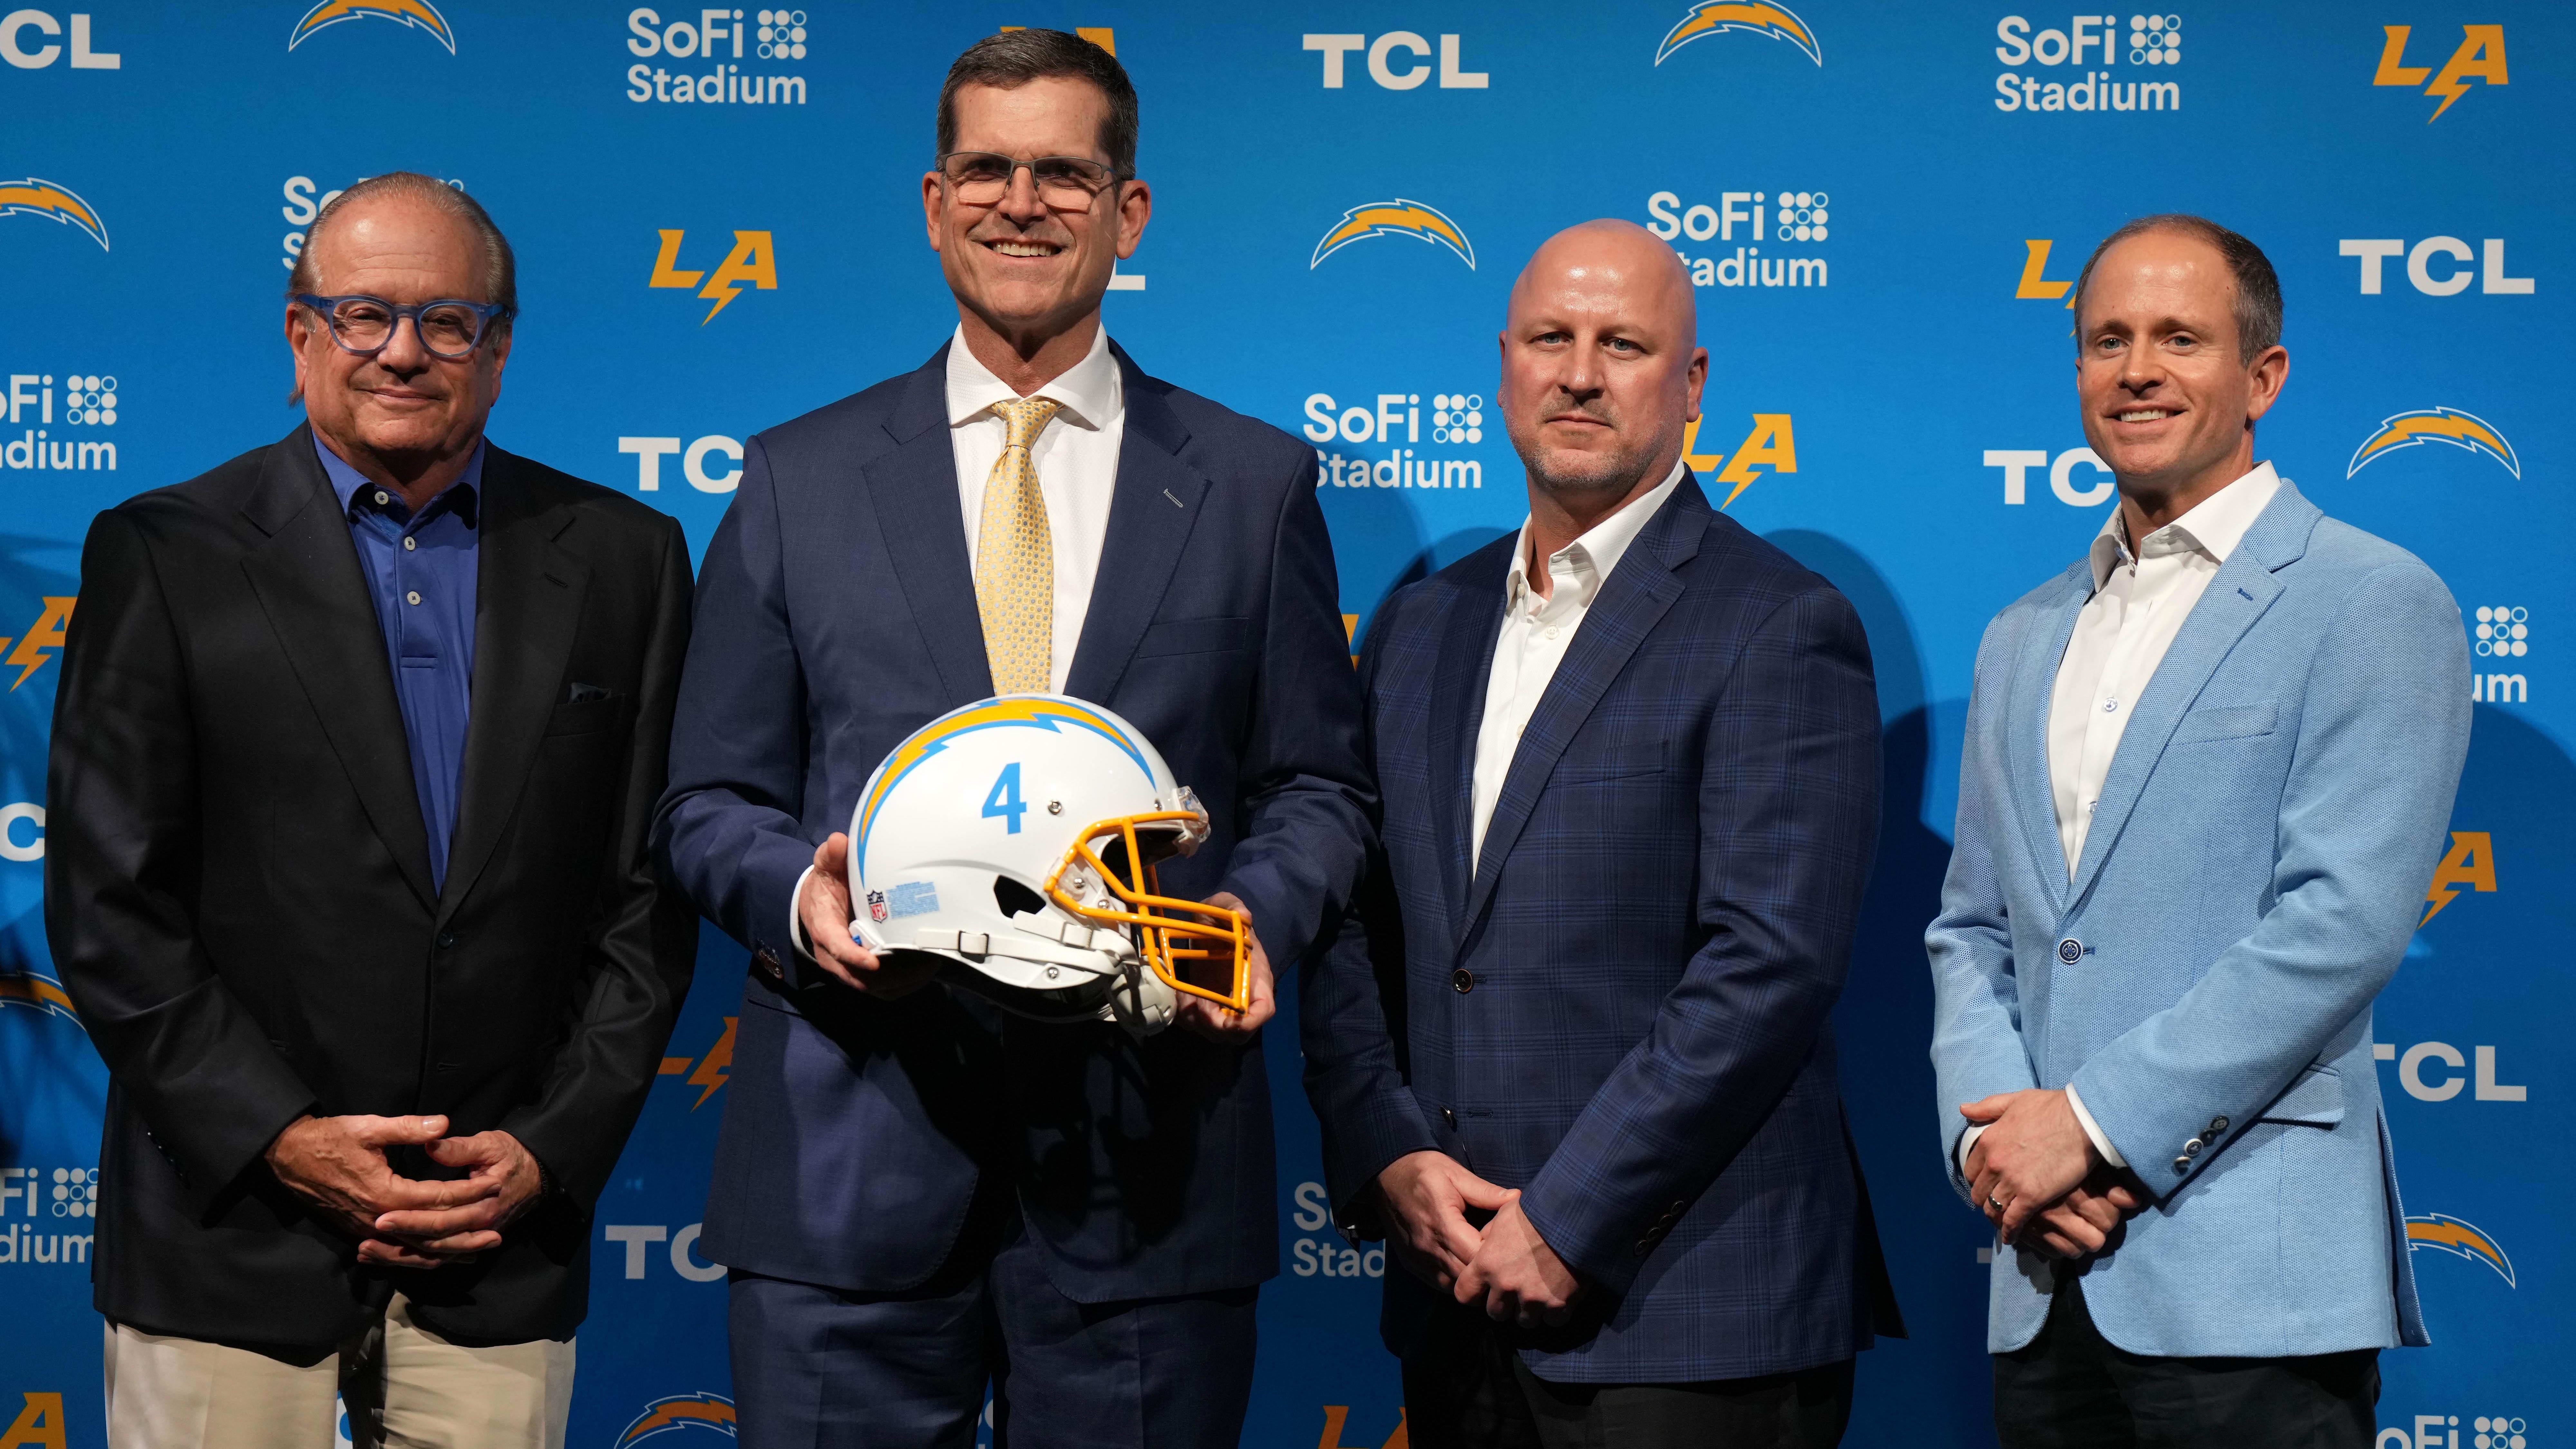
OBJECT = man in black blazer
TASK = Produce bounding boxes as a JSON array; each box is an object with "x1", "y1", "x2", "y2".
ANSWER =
[
  {"x1": 46, "y1": 174, "x2": 697, "y2": 1447},
  {"x1": 651, "y1": 30, "x2": 1371, "y2": 1449}
]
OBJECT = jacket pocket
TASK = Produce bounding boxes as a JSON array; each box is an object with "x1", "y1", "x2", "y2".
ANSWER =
[
  {"x1": 2172, "y1": 701, "x2": 2277, "y2": 744},
  {"x1": 2255, "y1": 1063, "x2": 2345, "y2": 1126},
  {"x1": 1135, "y1": 615, "x2": 1252, "y2": 659},
  {"x1": 1554, "y1": 742, "x2": 1667, "y2": 784},
  {"x1": 544, "y1": 694, "x2": 623, "y2": 737}
]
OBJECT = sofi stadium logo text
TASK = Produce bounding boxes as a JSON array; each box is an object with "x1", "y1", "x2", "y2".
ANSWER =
[
  {"x1": 1992, "y1": 14, "x2": 2182, "y2": 113},
  {"x1": 1303, "y1": 390, "x2": 1485, "y2": 491},
  {"x1": 626, "y1": 7, "x2": 810, "y2": 106},
  {"x1": 1646, "y1": 188, "x2": 1829, "y2": 290},
  {"x1": 5, "y1": 373, "x2": 118, "y2": 473}
]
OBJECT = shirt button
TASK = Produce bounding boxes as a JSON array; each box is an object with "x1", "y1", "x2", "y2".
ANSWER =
[
  {"x1": 373, "y1": 491, "x2": 389, "y2": 506},
  {"x1": 1451, "y1": 968, "x2": 1475, "y2": 994},
  {"x1": 1544, "y1": 627, "x2": 1560, "y2": 640},
  {"x1": 2102, "y1": 698, "x2": 2120, "y2": 713},
  {"x1": 402, "y1": 535, "x2": 417, "y2": 551},
  {"x1": 406, "y1": 590, "x2": 422, "y2": 606}
]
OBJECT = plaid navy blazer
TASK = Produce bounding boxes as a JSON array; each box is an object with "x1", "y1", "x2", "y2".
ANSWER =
[{"x1": 1302, "y1": 474, "x2": 1900, "y2": 1383}]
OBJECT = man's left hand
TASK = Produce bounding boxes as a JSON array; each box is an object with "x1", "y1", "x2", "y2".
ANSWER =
[
  {"x1": 1173, "y1": 891, "x2": 1274, "y2": 1044},
  {"x1": 1961, "y1": 1088, "x2": 2100, "y2": 1239},
  {"x1": 361, "y1": 1129, "x2": 547, "y2": 1266},
  {"x1": 1454, "y1": 1193, "x2": 1583, "y2": 1329}
]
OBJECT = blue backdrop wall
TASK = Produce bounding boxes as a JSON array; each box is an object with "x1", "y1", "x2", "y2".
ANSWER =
[{"x1": 2, "y1": 4, "x2": 2564, "y2": 1446}]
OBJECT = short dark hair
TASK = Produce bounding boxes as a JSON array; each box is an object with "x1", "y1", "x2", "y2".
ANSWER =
[
  {"x1": 2071, "y1": 213, "x2": 2281, "y2": 361},
  {"x1": 286, "y1": 172, "x2": 516, "y2": 323},
  {"x1": 936, "y1": 29, "x2": 1138, "y2": 178}
]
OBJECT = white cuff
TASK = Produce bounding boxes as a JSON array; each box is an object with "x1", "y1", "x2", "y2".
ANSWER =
[
  {"x1": 786, "y1": 864, "x2": 819, "y2": 969},
  {"x1": 2063, "y1": 1083, "x2": 2127, "y2": 1169},
  {"x1": 1957, "y1": 1122, "x2": 1988, "y2": 1176}
]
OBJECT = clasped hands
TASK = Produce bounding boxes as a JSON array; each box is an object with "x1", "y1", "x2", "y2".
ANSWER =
[
  {"x1": 264, "y1": 1113, "x2": 544, "y2": 1269},
  {"x1": 797, "y1": 832, "x2": 1276, "y2": 1044},
  {"x1": 1376, "y1": 1150, "x2": 1583, "y2": 1330},
  {"x1": 1959, "y1": 1088, "x2": 2140, "y2": 1260}
]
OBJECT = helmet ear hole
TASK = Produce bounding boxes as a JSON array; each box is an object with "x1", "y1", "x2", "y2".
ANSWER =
[{"x1": 994, "y1": 875, "x2": 1049, "y2": 918}]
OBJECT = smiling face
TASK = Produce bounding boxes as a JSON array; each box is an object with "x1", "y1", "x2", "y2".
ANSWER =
[
  {"x1": 287, "y1": 192, "x2": 508, "y2": 473},
  {"x1": 924, "y1": 76, "x2": 1149, "y2": 358},
  {"x1": 1499, "y1": 221, "x2": 1707, "y2": 508},
  {"x1": 2075, "y1": 228, "x2": 2287, "y2": 511}
]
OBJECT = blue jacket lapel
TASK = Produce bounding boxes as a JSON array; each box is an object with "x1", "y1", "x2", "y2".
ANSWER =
[
  {"x1": 2009, "y1": 565, "x2": 2091, "y2": 915},
  {"x1": 1426, "y1": 537, "x2": 1513, "y2": 944},
  {"x1": 1064, "y1": 344, "x2": 1208, "y2": 703},
  {"x1": 864, "y1": 344, "x2": 992, "y2": 706},
  {"x1": 2066, "y1": 482, "x2": 2322, "y2": 902},
  {"x1": 1457, "y1": 477, "x2": 1709, "y2": 948}
]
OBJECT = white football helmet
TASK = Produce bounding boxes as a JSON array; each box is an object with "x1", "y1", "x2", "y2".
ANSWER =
[{"x1": 845, "y1": 694, "x2": 1250, "y2": 1036}]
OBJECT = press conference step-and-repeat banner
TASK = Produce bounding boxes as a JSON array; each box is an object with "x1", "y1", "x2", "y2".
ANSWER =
[{"x1": 3, "y1": 3, "x2": 2565, "y2": 1445}]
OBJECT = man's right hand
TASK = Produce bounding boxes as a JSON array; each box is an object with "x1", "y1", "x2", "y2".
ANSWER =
[
  {"x1": 264, "y1": 1113, "x2": 492, "y2": 1269},
  {"x1": 1375, "y1": 1150, "x2": 1514, "y2": 1292},
  {"x1": 800, "y1": 833, "x2": 944, "y2": 997},
  {"x1": 2019, "y1": 1167, "x2": 2142, "y2": 1261}
]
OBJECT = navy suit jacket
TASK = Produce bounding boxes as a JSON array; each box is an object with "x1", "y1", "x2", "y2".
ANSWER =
[
  {"x1": 1302, "y1": 476, "x2": 1900, "y2": 1382},
  {"x1": 652, "y1": 342, "x2": 1372, "y2": 1302}
]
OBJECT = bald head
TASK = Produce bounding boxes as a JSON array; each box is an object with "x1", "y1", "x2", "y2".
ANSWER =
[{"x1": 1499, "y1": 220, "x2": 1707, "y2": 514}]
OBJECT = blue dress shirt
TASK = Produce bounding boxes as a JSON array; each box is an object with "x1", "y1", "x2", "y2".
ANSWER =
[{"x1": 314, "y1": 434, "x2": 482, "y2": 893}]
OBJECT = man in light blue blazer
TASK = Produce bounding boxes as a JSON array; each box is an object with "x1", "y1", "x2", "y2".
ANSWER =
[{"x1": 1928, "y1": 214, "x2": 2470, "y2": 1447}]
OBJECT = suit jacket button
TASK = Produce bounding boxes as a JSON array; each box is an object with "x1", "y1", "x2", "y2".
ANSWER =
[
  {"x1": 2209, "y1": 1117, "x2": 2229, "y2": 1134},
  {"x1": 2056, "y1": 938, "x2": 2083, "y2": 965},
  {"x1": 435, "y1": 932, "x2": 458, "y2": 950},
  {"x1": 2184, "y1": 1138, "x2": 2203, "y2": 1155},
  {"x1": 1450, "y1": 968, "x2": 1475, "y2": 993},
  {"x1": 2172, "y1": 1156, "x2": 2191, "y2": 1174},
  {"x1": 1441, "y1": 1106, "x2": 1458, "y2": 1130}
]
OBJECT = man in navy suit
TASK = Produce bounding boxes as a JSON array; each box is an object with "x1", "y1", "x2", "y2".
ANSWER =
[
  {"x1": 650, "y1": 29, "x2": 1371, "y2": 1448},
  {"x1": 1301, "y1": 220, "x2": 1900, "y2": 1447}
]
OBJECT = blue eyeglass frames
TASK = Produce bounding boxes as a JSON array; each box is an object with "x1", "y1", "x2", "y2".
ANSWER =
[{"x1": 294, "y1": 294, "x2": 507, "y2": 360}]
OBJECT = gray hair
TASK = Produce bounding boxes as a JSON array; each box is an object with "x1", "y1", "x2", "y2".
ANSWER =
[{"x1": 285, "y1": 172, "x2": 517, "y2": 322}]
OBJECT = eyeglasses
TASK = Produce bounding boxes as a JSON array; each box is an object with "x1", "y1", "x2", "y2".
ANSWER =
[
  {"x1": 934, "y1": 152, "x2": 1126, "y2": 208},
  {"x1": 294, "y1": 294, "x2": 506, "y2": 360}
]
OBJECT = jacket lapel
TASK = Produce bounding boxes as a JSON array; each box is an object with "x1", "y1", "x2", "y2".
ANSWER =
[
  {"x1": 2008, "y1": 566, "x2": 2090, "y2": 914},
  {"x1": 1426, "y1": 538, "x2": 1513, "y2": 945},
  {"x1": 865, "y1": 345, "x2": 993, "y2": 706},
  {"x1": 1457, "y1": 478, "x2": 1708, "y2": 947},
  {"x1": 1063, "y1": 346, "x2": 1207, "y2": 703},
  {"x1": 436, "y1": 448, "x2": 590, "y2": 923},
  {"x1": 2065, "y1": 482, "x2": 2321, "y2": 903},
  {"x1": 236, "y1": 424, "x2": 437, "y2": 912}
]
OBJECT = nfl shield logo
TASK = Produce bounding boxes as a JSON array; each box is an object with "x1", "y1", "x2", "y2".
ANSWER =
[{"x1": 865, "y1": 889, "x2": 889, "y2": 923}]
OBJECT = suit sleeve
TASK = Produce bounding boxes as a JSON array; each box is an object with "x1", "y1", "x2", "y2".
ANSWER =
[
  {"x1": 1925, "y1": 617, "x2": 2043, "y2": 1200},
  {"x1": 1517, "y1": 584, "x2": 1881, "y2": 1295},
  {"x1": 45, "y1": 508, "x2": 318, "y2": 1208},
  {"x1": 1298, "y1": 607, "x2": 1439, "y2": 1227},
  {"x1": 501, "y1": 517, "x2": 701, "y2": 1210},
  {"x1": 2070, "y1": 563, "x2": 2470, "y2": 1197},
  {"x1": 1214, "y1": 453, "x2": 1376, "y2": 972},
  {"x1": 649, "y1": 437, "x2": 819, "y2": 979}
]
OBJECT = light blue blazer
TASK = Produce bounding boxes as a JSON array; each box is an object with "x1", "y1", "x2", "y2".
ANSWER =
[{"x1": 1928, "y1": 479, "x2": 2469, "y2": 1357}]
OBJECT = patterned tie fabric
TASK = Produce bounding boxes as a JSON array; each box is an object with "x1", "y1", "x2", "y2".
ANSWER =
[{"x1": 974, "y1": 396, "x2": 1064, "y2": 694}]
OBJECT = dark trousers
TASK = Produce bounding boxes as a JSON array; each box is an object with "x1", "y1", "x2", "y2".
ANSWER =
[
  {"x1": 1994, "y1": 1276, "x2": 2380, "y2": 1449},
  {"x1": 1401, "y1": 1303, "x2": 1854, "y2": 1449},
  {"x1": 726, "y1": 1203, "x2": 1257, "y2": 1449}
]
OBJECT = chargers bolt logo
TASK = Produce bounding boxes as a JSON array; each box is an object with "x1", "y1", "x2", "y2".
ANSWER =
[
  {"x1": 0, "y1": 968, "x2": 79, "y2": 1022},
  {"x1": 2348, "y1": 406, "x2": 2518, "y2": 480},
  {"x1": 1311, "y1": 200, "x2": 1474, "y2": 271},
  {"x1": 1653, "y1": 2, "x2": 1822, "y2": 66},
  {"x1": 616, "y1": 1392, "x2": 738, "y2": 1445},
  {"x1": 0, "y1": 178, "x2": 109, "y2": 251},
  {"x1": 288, "y1": 0, "x2": 455, "y2": 53},
  {"x1": 2406, "y1": 1212, "x2": 2515, "y2": 1287}
]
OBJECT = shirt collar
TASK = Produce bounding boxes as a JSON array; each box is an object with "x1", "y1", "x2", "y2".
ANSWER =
[
  {"x1": 314, "y1": 432, "x2": 485, "y2": 529},
  {"x1": 1505, "y1": 455, "x2": 1687, "y2": 607},
  {"x1": 2086, "y1": 459, "x2": 2281, "y2": 590},
  {"x1": 945, "y1": 322, "x2": 1122, "y2": 433}
]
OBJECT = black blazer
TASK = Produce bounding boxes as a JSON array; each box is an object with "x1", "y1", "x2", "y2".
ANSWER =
[{"x1": 45, "y1": 424, "x2": 699, "y2": 1348}]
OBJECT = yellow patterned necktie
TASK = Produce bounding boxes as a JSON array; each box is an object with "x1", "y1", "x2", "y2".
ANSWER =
[{"x1": 975, "y1": 395, "x2": 1063, "y2": 694}]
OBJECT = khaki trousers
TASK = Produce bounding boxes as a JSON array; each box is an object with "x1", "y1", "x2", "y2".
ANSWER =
[{"x1": 103, "y1": 1295, "x2": 574, "y2": 1449}]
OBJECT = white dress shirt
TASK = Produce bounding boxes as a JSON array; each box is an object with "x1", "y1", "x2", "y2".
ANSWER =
[
  {"x1": 788, "y1": 326, "x2": 1128, "y2": 964},
  {"x1": 946, "y1": 321, "x2": 1126, "y2": 696},
  {"x1": 1470, "y1": 460, "x2": 1685, "y2": 871},
  {"x1": 1964, "y1": 461, "x2": 2283, "y2": 1177}
]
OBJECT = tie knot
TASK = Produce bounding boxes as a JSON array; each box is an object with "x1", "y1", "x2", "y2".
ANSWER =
[{"x1": 992, "y1": 396, "x2": 1063, "y2": 452}]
